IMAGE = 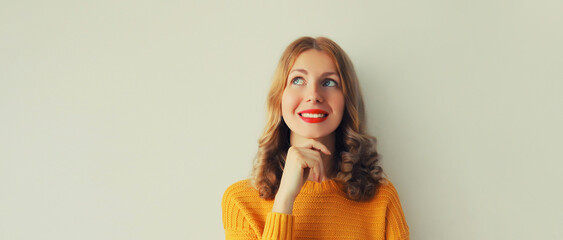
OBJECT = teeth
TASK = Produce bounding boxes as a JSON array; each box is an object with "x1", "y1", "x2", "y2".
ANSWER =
[{"x1": 301, "y1": 113, "x2": 327, "y2": 118}]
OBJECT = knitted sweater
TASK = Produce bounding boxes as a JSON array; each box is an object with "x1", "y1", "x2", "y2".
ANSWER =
[{"x1": 222, "y1": 179, "x2": 409, "y2": 240}]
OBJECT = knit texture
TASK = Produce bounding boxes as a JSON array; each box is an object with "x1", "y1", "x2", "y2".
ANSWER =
[{"x1": 222, "y1": 179, "x2": 409, "y2": 240}]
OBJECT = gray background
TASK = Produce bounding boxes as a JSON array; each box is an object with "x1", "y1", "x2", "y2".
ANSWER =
[{"x1": 1, "y1": 0, "x2": 562, "y2": 239}]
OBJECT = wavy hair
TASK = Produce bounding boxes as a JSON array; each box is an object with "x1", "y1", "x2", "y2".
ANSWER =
[{"x1": 250, "y1": 36, "x2": 384, "y2": 202}]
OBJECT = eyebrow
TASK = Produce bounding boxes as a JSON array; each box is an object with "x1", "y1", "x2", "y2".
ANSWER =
[{"x1": 289, "y1": 69, "x2": 339, "y2": 78}]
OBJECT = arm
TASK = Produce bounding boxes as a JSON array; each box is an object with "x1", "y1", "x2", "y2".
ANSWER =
[
  {"x1": 222, "y1": 188, "x2": 258, "y2": 240},
  {"x1": 262, "y1": 140, "x2": 330, "y2": 238},
  {"x1": 261, "y1": 212, "x2": 294, "y2": 239},
  {"x1": 222, "y1": 182, "x2": 295, "y2": 240},
  {"x1": 384, "y1": 182, "x2": 410, "y2": 240},
  {"x1": 223, "y1": 139, "x2": 329, "y2": 239}
]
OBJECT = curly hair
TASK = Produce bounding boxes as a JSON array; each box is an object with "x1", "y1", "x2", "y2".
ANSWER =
[{"x1": 250, "y1": 36, "x2": 384, "y2": 202}]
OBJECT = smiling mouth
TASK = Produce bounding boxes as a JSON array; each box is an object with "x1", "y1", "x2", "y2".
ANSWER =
[
  {"x1": 298, "y1": 110, "x2": 329, "y2": 123},
  {"x1": 299, "y1": 113, "x2": 328, "y2": 118}
]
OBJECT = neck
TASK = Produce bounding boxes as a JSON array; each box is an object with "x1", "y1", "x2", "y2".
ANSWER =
[{"x1": 289, "y1": 132, "x2": 336, "y2": 181}]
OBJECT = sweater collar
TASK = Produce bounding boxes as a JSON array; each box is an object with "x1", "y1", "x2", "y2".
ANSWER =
[{"x1": 300, "y1": 179, "x2": 343, "y2": 194}]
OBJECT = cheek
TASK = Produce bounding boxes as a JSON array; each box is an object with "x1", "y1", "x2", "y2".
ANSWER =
[
  {"x1": 281, "y1": 90, "x2": 299, "y2": 115},
  {"x1": 331, "y1": 94, "x2": 346, "y2": 123},
  {"x1": 332, "y1": 93, "x2": 346, "y2": 113}
]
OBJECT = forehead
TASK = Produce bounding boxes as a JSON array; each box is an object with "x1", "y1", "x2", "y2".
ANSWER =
[{"x1": 290, "y1": 49, "x2": 337, "y2": 73}]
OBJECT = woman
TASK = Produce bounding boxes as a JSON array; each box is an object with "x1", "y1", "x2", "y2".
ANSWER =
[{"x1": 222, "y1": 36, "x2": 409, "y2": 239}]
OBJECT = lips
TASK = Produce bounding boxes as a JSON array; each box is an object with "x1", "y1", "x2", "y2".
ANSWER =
[{"x1": 298, "y1": 109, "x2": 329, "y2": 123}]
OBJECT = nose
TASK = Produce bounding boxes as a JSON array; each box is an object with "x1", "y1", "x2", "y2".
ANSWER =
[{"x1": 305, "y1": 84, "x2": 324, "y2": 103}]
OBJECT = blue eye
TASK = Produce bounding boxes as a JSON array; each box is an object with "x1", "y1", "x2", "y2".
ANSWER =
[
  {"x1": 291, "y1": 77, "x2": 305, "y2": 85},
  {"x1": 323, "y1": 79, "x2": 337, "y2": 87}
]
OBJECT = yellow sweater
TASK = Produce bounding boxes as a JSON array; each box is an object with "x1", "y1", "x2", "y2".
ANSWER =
[{"x1": 222, "y1": 179, "x2": 409, "y2": 240}]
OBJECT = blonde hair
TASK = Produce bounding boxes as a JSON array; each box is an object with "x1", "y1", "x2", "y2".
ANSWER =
[{"x1": 251, "y1": 36, "x2": 383, "y2": 201}]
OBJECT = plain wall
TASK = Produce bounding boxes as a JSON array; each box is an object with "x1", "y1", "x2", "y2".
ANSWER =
[{"x1": 1, "y1": 1, "x2": 562, "y2": 239}]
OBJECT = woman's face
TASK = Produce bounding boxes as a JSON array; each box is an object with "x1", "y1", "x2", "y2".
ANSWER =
[{"x1": 281, "y1": 49, "x2": 345, "y2": 140}]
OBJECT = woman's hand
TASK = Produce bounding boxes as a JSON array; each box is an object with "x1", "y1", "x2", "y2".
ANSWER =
[{"x1": 271, "y1": 139, "x2": 331, "y2": 214}]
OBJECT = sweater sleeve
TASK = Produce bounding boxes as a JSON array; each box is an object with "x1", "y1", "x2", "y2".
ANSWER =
[
  {"x1": 262, "y1": 212, "x2": 294, "y2": 239},
  {"x1": 383, "y1": 182, "x2": 410, "y2": 240},
  {"x1": 222, "y1": 193, "x2": 258, "y2": 240},
  {"x1": 222, "y1": 180, "x2": 295, "y2": 240}
]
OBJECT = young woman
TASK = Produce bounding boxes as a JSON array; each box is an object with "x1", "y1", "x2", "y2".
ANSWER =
[{"x1": 222, "y1": 36, "x2": 409, "y2": 239}]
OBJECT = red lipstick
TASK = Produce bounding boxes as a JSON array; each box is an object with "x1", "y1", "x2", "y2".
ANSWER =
[{"x1": 298, "y1": 109, "x2": 329, "y2": 123}]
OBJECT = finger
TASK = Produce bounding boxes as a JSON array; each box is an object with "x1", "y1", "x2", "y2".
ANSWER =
[
  {"x1": 311, "y1": 168, "x2": 317, "y2": 182},
  {"x1": 302, "y1": 168, "x2": 311, "y2": 183},
  {"x1": 319, "y1": 158, "x2": 326, "y2": 182},
  {"x1": 308, "y1": 154, "x2": 323, "y2": 182},
  {"x1": 317, "y1": 161, "x2": 323, "y2": 182},
  {"x1": 299, "y1": 152, "x2": 319, "y2": 181},
  {"x1": 313, "y1": 166, "x2": 320, "y2": 182},
  {"x1": 302, "y1": 141, "x2": 331, "y2": 156},
  {"x1": 309, "y1": 150, "x2": 325, "y2": 182},
  {"x1": 319, "y1": 160, "x2": 325, "y2": 182},
  {"x1": 313, "y1": 141, "x2": 331, "y2": 155}
]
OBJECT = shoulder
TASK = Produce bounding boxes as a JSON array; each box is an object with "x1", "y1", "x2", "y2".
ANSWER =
[
  {"x1": 372, "y1": 178, "x2": 404, "y2": 205},
  {"x1": 221, "y1": 179, "x2": 260, "y2": 208},
  {"x1": 224, "y1": 179, "x2": 254, "y2": 193},
  {"x1": 221, "y1": 179, "x2": 265, "y2": 237},
  {"x1": 376, "y1": 179, "x2": 410, "y2": 238},
  {"x1": 221, "y1": 179, "x2": 268, "y2": 229}
]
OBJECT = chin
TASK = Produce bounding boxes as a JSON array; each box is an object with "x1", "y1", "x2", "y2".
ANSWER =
[{"x1": 296, "y1": 129, "x2": 334, "y2": 139}]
